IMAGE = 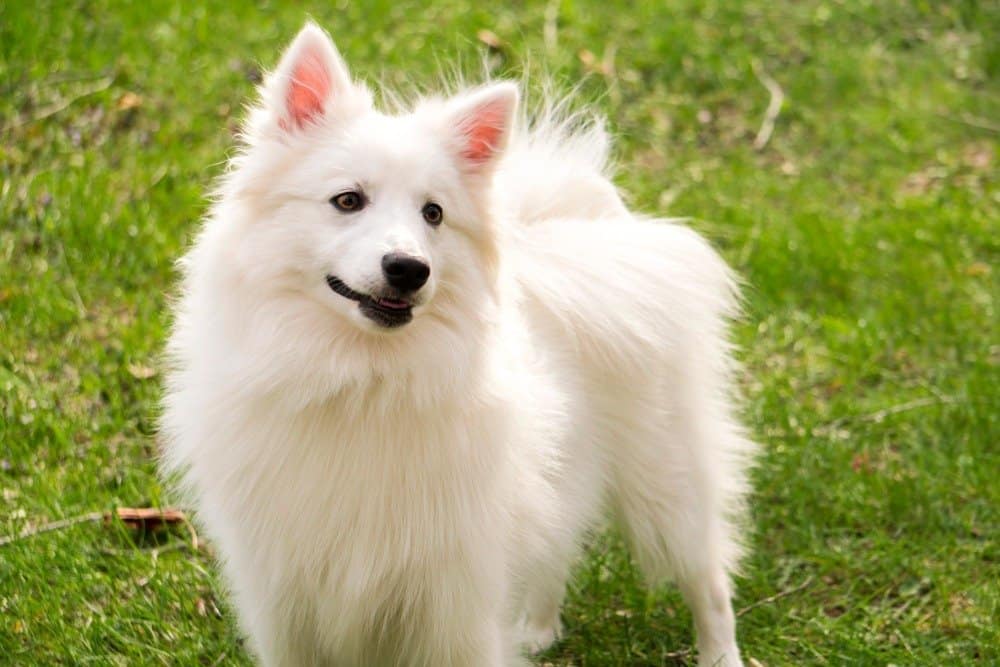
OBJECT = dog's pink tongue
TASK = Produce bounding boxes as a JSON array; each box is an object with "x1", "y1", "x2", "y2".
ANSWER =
[{"x1": 378, "y1": 297, "x2": 410, "y2": 310}]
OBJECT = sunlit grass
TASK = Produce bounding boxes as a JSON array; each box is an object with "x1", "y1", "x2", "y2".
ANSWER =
[{"x1": 1, "y1": 1, "x2": 997, "y2": 664}]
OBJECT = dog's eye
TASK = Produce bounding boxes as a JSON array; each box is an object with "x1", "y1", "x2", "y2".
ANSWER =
[
  {"x1": 422, "y1": 203, "x2": 443, "y2": 226},
  {"x1": 331, "y1": 191, "x2": 366, "y2": 213}
]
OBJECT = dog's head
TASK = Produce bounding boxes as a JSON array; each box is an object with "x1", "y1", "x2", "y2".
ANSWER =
[{"x1": 223, "y1": 24, "x2": 516, "y2": 336}]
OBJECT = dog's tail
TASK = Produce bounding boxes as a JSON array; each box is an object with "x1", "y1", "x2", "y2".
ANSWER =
[{"x1": 496, "y1": 93, "x2": 628, "y2": 224}]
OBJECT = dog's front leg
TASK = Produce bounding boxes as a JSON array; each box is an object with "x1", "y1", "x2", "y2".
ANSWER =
[
  {"x1": 410, "y1": 548, "x2": 526, "y2": 667},
  {"x1": 419, "y1": 615, "x2": 511, "y2": 667}
]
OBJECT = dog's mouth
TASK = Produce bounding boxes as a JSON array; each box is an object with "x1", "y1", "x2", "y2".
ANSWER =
[{"x1": 325, "y1": 275, "x2": 414, "y2": 328}]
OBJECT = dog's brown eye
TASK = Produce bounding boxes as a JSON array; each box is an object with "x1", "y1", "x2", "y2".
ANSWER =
[
  {"x1": 422, "y1": 202, "x2": 443, "y2": 226},
  {"x1": 331, "y1": 191, "x2": 365, "y2": 212}
]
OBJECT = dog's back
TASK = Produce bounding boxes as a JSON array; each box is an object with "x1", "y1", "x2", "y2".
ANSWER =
[{"x1": 497, "y1": 109, "x2": 754, "y2": 666}]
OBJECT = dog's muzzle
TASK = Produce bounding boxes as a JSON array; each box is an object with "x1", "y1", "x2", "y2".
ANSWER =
[{"x1": 325, "y1": 275, "x2": 415, "y2": 328}]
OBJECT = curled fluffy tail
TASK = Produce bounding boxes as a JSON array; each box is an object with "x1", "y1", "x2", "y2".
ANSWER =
[{"x1": 496, "y1": 96, "x2": 628, "y2": 224}]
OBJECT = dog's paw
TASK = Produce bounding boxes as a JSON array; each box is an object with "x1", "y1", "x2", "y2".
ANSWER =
[
  {"x1": 523, "y1": 617, "x2": 562, "y2": 655},
  {"x1": 697, "y1": 644, "x2": 744, "y2": 667}
]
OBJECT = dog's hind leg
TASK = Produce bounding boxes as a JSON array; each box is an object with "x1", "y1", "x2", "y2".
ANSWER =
[
  {"x1": 603, "y1": 374, "x2": 749, "y2": 667},
  {"x1": 519, "y1": 547, "x2": 571, "y2": 654},
  {"x1": 517, "y1": 449, "x2": 606, "y2": 656},
  {"x1": 232, "y1": 585, "x2": 323, "y2": 667}
]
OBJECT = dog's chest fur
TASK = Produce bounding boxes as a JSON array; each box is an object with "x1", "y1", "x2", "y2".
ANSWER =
[{"x1": 194, "y1": 379, "x2": 517, "y2": 643}]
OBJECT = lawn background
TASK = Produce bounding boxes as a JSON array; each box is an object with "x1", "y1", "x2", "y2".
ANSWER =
[{"x1": 1, "y1": 1, "x2": 997, "y2": 664}]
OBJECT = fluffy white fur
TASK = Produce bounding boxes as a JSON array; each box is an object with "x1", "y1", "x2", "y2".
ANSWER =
[{"x1": 161, "y1": 23, "x2": 755, "y2": 667}]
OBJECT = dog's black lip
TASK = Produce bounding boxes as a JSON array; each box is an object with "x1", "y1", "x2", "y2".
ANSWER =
[
  {"x1": 325, "y1": 275, "x2": 414, "y2": 328},
  {"x1": 325, "y1": 275, "x2": 367, "y2": 303}
]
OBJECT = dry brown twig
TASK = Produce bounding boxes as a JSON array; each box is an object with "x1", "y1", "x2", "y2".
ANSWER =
[
  {"x1": 0, "y1": 507, "x2": 190, "y2": 547},
  {"x1": 936, "y1": 111, "x2": 1000, "y2": 134},
  {"x1": 0, "y1": 511, "x2": 105, "y2": 547},
  {"x1": 858, "y1": 396, "x2": 957, "y2": 424},
  {"x1": 662, "y1": 646, "x2": 693, "y2": 660},
  {"x1": 544, "y1": 0, "x2": 560, "y2": 52},
  {"x1": 821, "y1": 395, "x2": 957, "y2": 431},
  {"x1": 752, "y1": 60, "x2": 784, "y2": 150},
  {"x1": 658, "y1": 576, "x2": 814, "y2": 662},
  {"x1": 9, "y1": 76, "x2": 114, "y2": 130},
  {"x1": 736, "y1": 575, "x2": 815, "y2": 617}
]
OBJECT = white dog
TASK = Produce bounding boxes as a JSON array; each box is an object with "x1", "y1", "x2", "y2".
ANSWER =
[{"x1": 161, "y1": 23, "x2": 755, "y2": 667}]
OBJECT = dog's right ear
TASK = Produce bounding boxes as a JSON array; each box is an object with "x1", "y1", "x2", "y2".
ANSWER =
[
  {"x1": 261, "y1": 23, "x2": 366, "y2": 132},
  {"x1": 441, "y1": 83, "x2": 519, "y2": 178}
]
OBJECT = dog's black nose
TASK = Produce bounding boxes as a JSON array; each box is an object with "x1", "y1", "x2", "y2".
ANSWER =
[{"x1": 381, "y1": 253, "x2": 430, "y2": 291}]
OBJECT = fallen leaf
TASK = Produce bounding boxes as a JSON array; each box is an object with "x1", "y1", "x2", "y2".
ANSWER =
[
  {"x1": 780, "y1": 160, "x2": 799, "y2": 176},
  {"x1": 477, "y1": 29, "x2": 504, "y2": 50},
  {"x1": 965, "y1": 262, "x2": 990, "y2": 277},
  {"x1": 577, "y1": 48, "x2": 615, "y2": 76},
  {"x1": 899, "y1": 166, "x2": 946, "y2": 197},
  {"x1": 962, "y1": 142, "x2": 992, "y2": 171},
  {"x1": 111, "y1": 507, "x2": 186, "y2": 530},
  {"x1": 116, "y1": 91, "x2": 142, "y2": 111},
  {"x1": 127, "y1": 363, "x2": 157, "y2": 379}
]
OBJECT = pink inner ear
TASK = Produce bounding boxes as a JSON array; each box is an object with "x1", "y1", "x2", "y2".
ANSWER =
[
  {"x1": 460, "y1": 102, "x2": 507, "y2": 164},
  {"x1": 286, "y1": 50, "x2": 332, "y2": 128}
]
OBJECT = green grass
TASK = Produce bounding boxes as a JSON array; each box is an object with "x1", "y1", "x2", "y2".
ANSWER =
[{"x1": 2, "y1": 1, "x2": 997, "y2": 664}]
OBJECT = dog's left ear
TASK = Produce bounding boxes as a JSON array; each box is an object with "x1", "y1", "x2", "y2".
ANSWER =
[
  {"x1": 262, "y1": 23, "x2": 366, "y2": 132},
  {"x1": 444, "y1": 83, "x2": 519, "y2": 176}
]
